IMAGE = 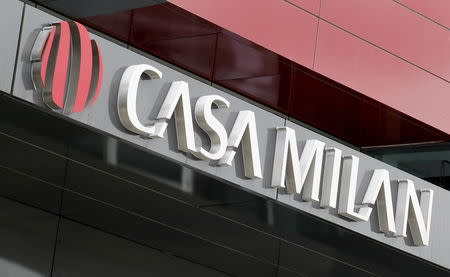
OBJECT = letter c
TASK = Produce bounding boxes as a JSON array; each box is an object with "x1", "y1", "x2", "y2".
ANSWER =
[{"x1": 117, "y1": 64, "x2": 162, "y2": 136}]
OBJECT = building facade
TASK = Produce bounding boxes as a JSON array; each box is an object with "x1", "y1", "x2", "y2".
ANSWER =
[{"x1": 0, "y1": 0, "x2": 449, "y2": 276}]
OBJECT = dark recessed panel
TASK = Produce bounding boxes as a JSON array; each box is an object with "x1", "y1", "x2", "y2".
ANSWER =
[
  {"x1": 53, "y1": 218, "x2": 229, "y2": 277},
  {"x1": 0, "y1": 196, "x2": 58, "y2": 277},
  {"x1": 0, "y1": 94, "x2": 68, "y2": 155},
  {"x1": 278, "y1": 241, "x2": 376, "y2": 277},
  {"x1": 0, "y1": 165, "x2": 61, "y2": 214},
  {"x1": 64, "y1": 161, "x2": 280, "y2": 264},
  {"x1": 61, "y1": 191, "x2": 278, "y2": 277},
  {"x1": 66, "y1": 132, "x2": 259, "y2": 207},
  {"x1": 0, "y1": 132, "x2": 66, "y2": 186},
  {"x1": 34, "y1": 0, "x2": 166, "y2": 18},
  {"x1": 272, "y1": 202, "x2": 450, "y2": 277}
]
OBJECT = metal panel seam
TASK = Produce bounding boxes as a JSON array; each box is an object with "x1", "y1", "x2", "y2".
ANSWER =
[
  {"x1": 10, "y1": 2, "x2": 26, "y2": 94},
  {"x1": 282, "y1": 0, "x2": 450, "y2": 83}
]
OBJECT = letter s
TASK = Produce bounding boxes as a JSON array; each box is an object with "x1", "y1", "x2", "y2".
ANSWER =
[{"x1": 192, "y1": 95, "x2": 230, "y2": 160}]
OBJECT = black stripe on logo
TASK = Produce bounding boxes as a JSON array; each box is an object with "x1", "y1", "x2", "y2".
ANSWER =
[
  {"x1": 63, "y1": 21, "x2": 82, "y2": 114},
  {"x1": 43, "y1": 23, "x2": 62, "y2": 110},
  {"x1": 86, "y1": 40, "x2": 100, "y2": 107}
]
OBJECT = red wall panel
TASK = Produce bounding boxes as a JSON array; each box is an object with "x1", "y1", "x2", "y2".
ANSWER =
[
  {"x1": 289, "y1": 68, "x2": 446, "y2": 147},
  {"x1": 80, "y1": 2, "x2": 450, "y2": 145},
  {"x1": 284, "y1": 0, "x2": 321, "y2": 15},
  {"x1": 213, "y1": 31, "x2": 292, "y2": 112},
  {"x1": 314, "y1": 21, "x2": 450, "y2": 135},
  {"x1": 170, "y1": 0, "x2": 318, "y2": 69},
  {"x1": 320, "y1": 0, "x2": 450, "y2": 81},
  {"x1": 130, "y1": 5, "x2": 218, "y2": 79},
  {"x1": 132, "y1": 5, "x2": 217, "y2": 40},
  {"x1": 81, "y1": 10, "x2": 132, "y2": 43},
  {"x1": 396, "y1": 0, "x2": 450, "y2": 28}
]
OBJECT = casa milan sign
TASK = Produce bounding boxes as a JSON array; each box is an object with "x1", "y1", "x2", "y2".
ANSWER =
[{"x1": 30, "y1": 22, "x2": 435, "y2": 247}]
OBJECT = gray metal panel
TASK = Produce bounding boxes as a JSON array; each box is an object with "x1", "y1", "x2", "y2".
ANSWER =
[
  {"x1": 0, "y1": 0, "x2": 23, "y2": 93},
  {"x1": 11, "y1": 4, "x2": 450, "y2": 269},
  {"x1": 0, "y1": 197, "x2": 58, "y2": 277},
  {"x1": 52, "y1": 219, "x2": 229, "y2": 277},
  {"x1": 36, "y1": 0, "x2": 165, "y2": 18}
]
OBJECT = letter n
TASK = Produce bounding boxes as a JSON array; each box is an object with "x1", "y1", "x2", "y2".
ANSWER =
[{"x1": 395, "y1": 179, "x2": 433, "y2": 246}]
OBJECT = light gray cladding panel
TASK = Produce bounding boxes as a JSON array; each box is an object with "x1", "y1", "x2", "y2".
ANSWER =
[{"x1": 0, "y1": 0, "x2": 24, "y2": 93}]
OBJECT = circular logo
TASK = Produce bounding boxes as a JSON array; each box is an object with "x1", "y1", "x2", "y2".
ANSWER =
[{"x1": 31, "y1": 21, "x2": 103, "y2": 114}]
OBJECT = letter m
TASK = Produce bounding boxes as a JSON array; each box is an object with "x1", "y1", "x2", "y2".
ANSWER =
[{"x1": 271, "y1": 127, "x2": 325, "y2": 202}]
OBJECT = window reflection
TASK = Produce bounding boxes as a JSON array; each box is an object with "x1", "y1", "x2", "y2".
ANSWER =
[{"x1": 363, "y1": 141, "x2": 450, "y2": 190}]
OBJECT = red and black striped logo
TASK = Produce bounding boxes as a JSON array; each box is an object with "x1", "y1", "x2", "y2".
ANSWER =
[{"x1": 31, "y1": 21, "x2": 103, "y2": 114}]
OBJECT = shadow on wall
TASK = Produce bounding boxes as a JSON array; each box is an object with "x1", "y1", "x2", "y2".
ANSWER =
[
  {"x1": 0, "y1": 193, "x2": 228, "y2": 277},
  {"x1": 0, "y1": 197, "x2": 57, "y2": 277}
]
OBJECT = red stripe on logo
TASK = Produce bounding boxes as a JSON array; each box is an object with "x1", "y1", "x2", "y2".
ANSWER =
[
  {"x1": 72, "y1": 22, "x2": 93, "y2": 113},
  {"x1": 52, "y1": 21, "x2": 70, "y2": 109}
]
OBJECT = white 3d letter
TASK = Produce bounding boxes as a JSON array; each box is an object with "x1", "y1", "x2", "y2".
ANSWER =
[
  {"x1": 192, "y1": 95, "x2": 230, "y2": 160},
  {"x1": 271, "y1": 127, "x2": 325, "y2": 202},
  {"x1": 271, "y1": 127, "x2": 301, "y2": 194},
  {"x1": 338, "y1": 155, "x2": 369, "y2": 221},
  {"x1": 320, "y1": 148, "x2": 342, "y2": 208},
  {"x1": 299, "y1": 139, "x2": 325, "y2": 201},
  {"x1": 118, "y1": 64, "x2": 162, "y2": 136},
  {"x1": 217, "y1": 111, "x2": 262, "y2": 179},
  {"x1": 360, "y1": 169, "x2": 396, "y2": 235},
  {"x1": 395, "y1": 180, "x2": 433, "y2": 246},
  {"x1": 152, "y1": 81, "x2": 197, "y2": 153}
]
